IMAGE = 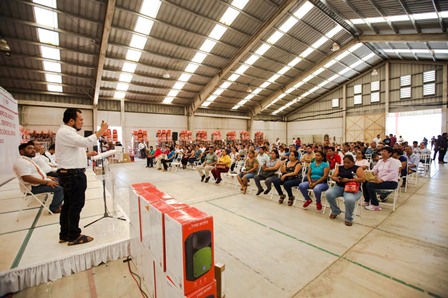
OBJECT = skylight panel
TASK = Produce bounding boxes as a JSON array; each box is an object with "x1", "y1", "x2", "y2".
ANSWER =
[
  {"x1": 173, "y1": 82, "x2": 186, "y2": 90},
  {"x1": 324, "y1": 59, "x2": 337, "y2": 68},
  {"x1": 43, "y1": 61, "x2": 61, "y2": 72},
  {"x1": 350, "y1": 19, "x2": 364, "y2": 24},
  {"x1": 325, "y1": 25, "x2": 342, "y2": 38},
  {"x1": 260, "y1": 82, "x2": 270, "y2": 88},
  {"x1": 47, "y1": 84, "x2": 62, "y2": 92},
  {"x1": 441, "y1": 11, "x2": 448, "y2": 18},
  {"x1": 338, "y1": 68, "x2": 350, "y2": 75},
  {"x1": 125, "y1": 49, "x2": 142, "y2": 62},
  {"x1": 327, "y1": 74, "x2": 339, "y2": 82},
  {"x1": 279, "y1": 16, "x2": 298, "y2": 33},
  {"x1": 134, "y1": 17, "x2": 154, "y2": 35},
  {"x1": 220, "y1": 82, "x2": 231, "y2": 89},
  {"x1": 140, "y1": 0, "x2": 162, "y2": 18},
  {"x1": 40, "y1": 46, "x2": 60, "y2": 60},
  {"x1": 318, "y1": 80, "x2": 330, "y2": 87},
  {"x1": 34, "y1": 7, "x2": 58, "y2": 28},
  {"x1": 33, "y1": 0, "x2": 57, "y2": 8},
  {"x1": 364, "y1": 17, "x2": 384, "y2": 23},
  {"x1": 299, "y1": 47, "x2": 314, "y2": 58},
  {"x1": 213, "y1": 89, "x2": 224, "y2": 96},
  {"x1": 312, "y1": 68, "x2": 325, "y2": 76},
  {"x1": 348, "y1": 43, "x2": 363, "y2": 52},
  {"x1": 434, "y1": 49, "x2": 448, "y2": 54},
  {"x1": 232, "y1": 105, "x2": 240, "y2": 110},
  {"x1": 232, "y1": 0, "x2": 249, "y2": 10},
  {"x1": 228, "y1": 74, "x2": 240, "y2": 81},
  {"x1": 178, "y1": 74, "x2": 192, "y2": 82},
  {"x1": 122, "y1": 62, "x2": 137, "y2": 73},
  {"x1": 37, "y1": 28, "x2": 59, "y2": 45},
  {"x1": 267, "y1": 31, "x2": 283, "y2": 44},
  {"x1": 163, "y1": 97, "x2": 174, "y2": 104},
  {"x1": 200, "y1": 39, "x2": 217, "y2": 53},
  {"x1": 362, "y1": 53, "x2": 375, "y2": 61},
  {"x1": 185, "y1": 63, "x2": 199, "y2": 73},
  {"x1": 116, "y1": 83, "x2": 129, "y2": 91},
  {"x1": 245, "y1": 94, "x2": 255, "y2": 100},
  {"x1": 245, "y1": 55, "x2": 259, "y2": 65},
  {"x1": 288, "y1": 57, "x2": 301, "y2": 67},
  {"x1": 255, "y1": 44, "x2": 271, "y2": 56},
  {"x1": 278, "y1": 94, "x2": 287, "y2": 99},
  {"x1": 413, "y1": 12, "x2": 437, "y2": 20},
  {"x1": 285, "y1": 87, "x2": 295, "y2": 94},
  {"x1": 293, "y1": 1, "x2": 313, "y2": 19},
  {"x1": 114, "y1": 91, "x2": 126, "y2": 99},
  {"x1": 293, "y1": 81, "x2": 304, "y2": 89},
  {"x1": 309, "y1": 86, "x2": 319, "y2": 93},
  {"x1": 303, "y1": 75, "x2": 314, "y2": 82},
  {"x1": 278, "y1": 66, "x2": 291, "y2": 75},
  {"x1": 252, "y1": 88, "x2": 262, "y2": 94},
  {"x1": 335, "y1": 51, "x2": 350, "y2": 61},
  {"x1": 168, "y1": 90, "x2": 179, "y2": 97},
  {"x1": 201, "y1": 101, "x2": 211, "y2": 107},
  {"x1": 268, "y1": 74, "x2": 280, "y2": 82},
  {"x1": 311, "y1": 36, "x2": 328, "y2": 49},
  {"x1": 209, "y1": 24, "x2": 227, "y2": 40},
  {"x1": 129, "y1": 35, "x2": 147, "y2": 50},
  {"x1": 235, "y1": 65, "x2": 249, "y2": 75},
  {"x1": 350, "y1": 59, "x2": 364, "y2": 68},
  {"x1": 387, "y1": 15, "x2": 409, "y2": 22},
  {"x1": 220, "y1": 7, "x2": 239, "y2": 26},
  {"x1": 207, "y1": 95, "x2": 217, "y2": 102},
  {"x1": 45, "y1": 73, "x2": 62, "y2": 83},
  {"x1": 119, "y1": 73, "x2": 133, "y2": 83},
  {"x1": 302, "y1": 90, "x2": 311, "y2": 97},
  {"x1": 192, "y1": 52, "x2": 207, "y2": 64}
]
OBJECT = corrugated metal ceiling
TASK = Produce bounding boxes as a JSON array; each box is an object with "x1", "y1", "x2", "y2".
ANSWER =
[{"x1": 0, "y1": 0, "x2": 446, "y2": 117}]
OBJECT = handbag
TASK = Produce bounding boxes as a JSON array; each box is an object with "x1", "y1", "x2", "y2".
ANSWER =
[{"x1": 344, "y1": 181, "x2": 360, "y2": 193}]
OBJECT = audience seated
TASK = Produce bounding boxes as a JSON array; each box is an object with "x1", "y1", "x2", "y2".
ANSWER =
[
  {"x1": 272, "y1": 151, "x2": 302, "y2": 206},
  {"x1": 161, "y1": 147, "x2": 175, "y2": 171},
  {"x1": 31, "y1": 140, "x2": 58, "y2": 177},
  {"x1": 299, "y1": 150, "x2": 330, "y2": 211},
  {"x1": 237, "y1": 150, "x2": 259, "y2": 194},
  {"x1": 300, "y1": 145, "x2": 315, "y2": 165},
  {"x1": 211, "y1": 149, "x2": 231, "y2": 184},
  {"x1": 254, "y1": 150, "x2": 282, "y2": 195},
  {"x1": 146, "y1": 146, "x2": 155, "y2": 168},
  {"x1": 354, "y1": 150, "x2": 369, "y2": 170},
  {"x1": 392, "y1": 148, "x2": 407, "y2": 187},
  {"x1": 197, "y1": 147, "x2": 218, "y2": 183},
  {"x1": 326, "y1": 146, "x2": 341, "y2": 170},
  {"x1": 326, "y1": 155, "x2": 366, "y2": 226},
  {"x1": 404, "y1": 145, "x2": 419, "y2": 173},
  {"x1": 363, "y1": 147, "x2": 401, "y2": 211},
  {"x1": 13, "y1": 142, "x2": 64, "y2": 213}
]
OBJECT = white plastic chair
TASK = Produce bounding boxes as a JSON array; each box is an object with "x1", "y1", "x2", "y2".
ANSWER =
[
  {"x1": 376, "y1": 178, "x2": 401, "y2": 212},
  {"x1": 170, "y1": 153, "x2": 182, "y2": 172},
  {"x1": 418, "y1": 154, "x2": 431, "y2": 177},
  {"x1": 225, "y1": 160, "x2": 245, "y2": 188},
  {"x1": 17, "y1": 178, "x2": 54, "y2": 221}
]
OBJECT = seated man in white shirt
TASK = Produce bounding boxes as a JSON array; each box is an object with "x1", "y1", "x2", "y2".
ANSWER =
[
  {"x1": 30, "y1": 140, "x2": 58, "y2": 177},
  {"x1": 13, "y1": 142, "x2": 64, "y2": 213},
  {"x1": 45, "y1": 144, "x2": 58, "y2": 166},
  {"x1": 404, "y1": 145, "x2": 420, "y2": 173}
]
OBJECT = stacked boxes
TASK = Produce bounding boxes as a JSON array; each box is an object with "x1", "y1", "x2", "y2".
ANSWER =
[{"x1": 129, "y1": 183, "x2": 218, "y2": 298}]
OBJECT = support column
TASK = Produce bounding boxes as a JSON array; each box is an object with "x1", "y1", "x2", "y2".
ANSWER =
[
  {"x1": 384, "y1": 61, "x2": 390, "y2": 134},
  {"x1": 120, "y1": 99, "x2": 126, "y2": 149},
  {"x1": 187, "y1": 112, "x2": 194, "y2": 132},
  {"x1": 93, "y1": 105, "x2": 98, "y2": 134},
  {"x1": 247, "y1": 118, "x2": 253, "y2": 141},
  {"x1": 342, "y1": 84, "x2": 346, "y2": 143},
  {"x1": 442, "y1": 64, "x2": 447, "y2": 133}
]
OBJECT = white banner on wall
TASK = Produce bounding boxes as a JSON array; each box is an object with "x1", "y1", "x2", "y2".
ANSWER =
[{"x1": 0, "y1": 87, "x2": 20, "y2": 185}]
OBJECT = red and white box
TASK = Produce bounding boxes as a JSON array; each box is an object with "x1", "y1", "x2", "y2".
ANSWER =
[
  {"x1": 166, "y1": 279, "x2": 217, "y2": 298},
  {"x1": 164, "y1": 207, "x2": 214, "y2": 295},
  {"x1": 140, "y1": 192, "x2": 172, "y2": 249},
  {"x1": 149, "y1": 199, "x2": 189, "y2": 270},
  {"x1": 140, "y1": 248, "x2": 156, "y2": 298}
]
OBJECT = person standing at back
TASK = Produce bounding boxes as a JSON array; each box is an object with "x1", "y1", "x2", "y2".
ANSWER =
[{"x1": 56, "y1": 108, "x2": 109, "y2": 246}]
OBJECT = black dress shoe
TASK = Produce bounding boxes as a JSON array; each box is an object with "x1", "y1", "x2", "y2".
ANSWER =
[
  {"x1": 201, "y1": 175, "x2": 205, "y2": 182},
  {"x1": 205, "y1": 177, "x2": 210, "y2": 183},
  {"x1": 256, "y1": 189, "x2": 263, "y2": 195}
]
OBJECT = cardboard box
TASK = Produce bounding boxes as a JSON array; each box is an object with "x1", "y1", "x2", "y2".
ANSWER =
[
  {"x1": 129, "y1": 188, "x2": 141, "y2": 233},
  {"x1": 166, "y1": 279, "x2": 217, "y2": 298},
  {"x1": 141, "y1": 248, "x2": 155, "y2": 298},
  {"x1": 154, "y1": 257, "x2": 166, "y2": 298},
  {"x1": 214, "y1": 263, "x2": 225, "y2": 298},
  {"x1": 165, "y1": 207, "x2": 214, "y2": 295},
  {"x1": 149, "y1": 199, "x2": 189, "y2": 270},
  {"x1": 140, "y1": 193, "x2": 166, "y2": 250}
]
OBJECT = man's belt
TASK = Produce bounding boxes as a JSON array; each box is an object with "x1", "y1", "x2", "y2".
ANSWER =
[{"x1": 58, "y1": 168, "x2": 86, "y2": 173}]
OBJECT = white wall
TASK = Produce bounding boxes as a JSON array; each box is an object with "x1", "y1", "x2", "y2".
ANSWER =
[
  {"x1": 288, "y1": 118, "x2": 343, "y2": 145},
  {"x1": 252, "y1": 120, "x2": 287, "y2": 144},
  {"x1": 21, "y1": 106, "x2": 93, "y2": 136}
]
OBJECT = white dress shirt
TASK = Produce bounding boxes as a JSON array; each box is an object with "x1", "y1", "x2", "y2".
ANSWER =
[
  {"x1": 13, "y1": 156, "x2": 49, "y2": 192},
  {"x1": 33, "y1": 152, "x2": 55, "y2": 173},
  {"x1": 55, "y1": 124, "x2": 98, "y2": 169}
]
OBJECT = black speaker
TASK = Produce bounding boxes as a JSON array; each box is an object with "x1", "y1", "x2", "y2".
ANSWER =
[
  {"x1": 172, "y1": 132, "x2": 178, "y2": 141},
  {"x1": 84, "y1": 130, "x2": 93, "y2": 137},
  {"x1": 185, "y1": 230, "x2": 212, "y2": 281}
]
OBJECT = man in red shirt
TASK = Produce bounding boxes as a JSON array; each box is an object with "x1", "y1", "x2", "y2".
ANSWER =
[{"x1": 326, "y1": 146, "x2": 341, "y2": 169}]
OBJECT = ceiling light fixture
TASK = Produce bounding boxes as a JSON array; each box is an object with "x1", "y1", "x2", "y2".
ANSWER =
[
  {"x1": 371, "y1": 69, "x2": 378, "y2": 76},
  {"x1": 162, "y1": 70, "x2": 171, "y2": 79},
  {"x1": 0, "y1": 34, "x2": 11, "y2": 56},
  {"x1": 246, "y1": 84, "x2": 252, "y2": 93},
  {"x1": 330, "y1": 42, "x2": 340, "y2": 52}
]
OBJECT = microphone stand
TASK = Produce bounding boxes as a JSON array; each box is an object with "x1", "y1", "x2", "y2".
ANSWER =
[{"x1": 84, "y1": 157, "x2": 125, "y2": 227}]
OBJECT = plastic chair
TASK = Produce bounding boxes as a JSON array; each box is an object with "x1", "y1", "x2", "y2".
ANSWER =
[
  {"x1": 376, "y1": 179, "x2": 401, "y2": 212},
  {"x1": 170, "y1": 154, "x2": 182, "y2": 172},
  {"x1": 17, "y1": 178, "x2": 54, "y2": 221}
]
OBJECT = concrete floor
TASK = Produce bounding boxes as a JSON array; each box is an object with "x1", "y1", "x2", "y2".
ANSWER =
[{"x1": 3, "y1": 157, "x2": 448, "y2": 298}]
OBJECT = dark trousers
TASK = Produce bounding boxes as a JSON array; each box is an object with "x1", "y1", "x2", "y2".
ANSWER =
[
  {"x1": 211, "y1": 167, "x2": 229, "y2": 181},
  {"x1": 272, "y1": 177, "x2": 301, "y2": 197},
  {"x1": 364, "y1": 181, "x2": 398, "y2": 206},
  {"x1": 58, "y1": 170, "x2": 87, "y2": 241},
  {"x1": 161, "y1": 159, "x2": 173, "y2": 170},
  {"x1": 147, "y1": 156, "x2": 154, "y2": 167},
  {"x1": 439, "y1": 149, "x2": 447, "y2": 162}
]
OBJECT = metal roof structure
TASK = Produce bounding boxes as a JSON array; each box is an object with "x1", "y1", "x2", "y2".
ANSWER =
[{"x1": 0, "y1": 0, "x2": 447, "y2": 118}]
